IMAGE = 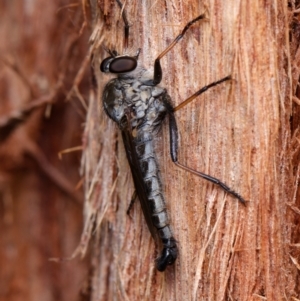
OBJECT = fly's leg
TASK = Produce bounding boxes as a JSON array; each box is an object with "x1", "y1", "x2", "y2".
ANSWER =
[
  {"x1": 174, "y1": 160, "x2": 246, "y2": 205},
  {"x1": 165, "y1": 80, "x2": 247, "y2": 205},
  {"x1": 126, "y1": 190, "x2": 137, "y2": 216},
  {"x1": 173, "y1": 75, "x2": 231, "y2": 111},
  {"x1": 116, "y1": 0, "x2": 130, "y2": 48},
  {"x1": 143, "y1": 14, "x2": 206, "y2": 86}
]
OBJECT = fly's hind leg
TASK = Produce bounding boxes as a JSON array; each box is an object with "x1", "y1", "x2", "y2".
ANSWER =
[
  {"x1": 126, "y1": 190, "x2": 137, "y2": 217},
  {"x1": 163, "y1": 79, "x2": 247, "y2": 205}
]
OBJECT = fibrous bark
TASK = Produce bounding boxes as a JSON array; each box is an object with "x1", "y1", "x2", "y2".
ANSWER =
[{"x1": 80, "y1": 0, "x2": 299, "y2": 300}]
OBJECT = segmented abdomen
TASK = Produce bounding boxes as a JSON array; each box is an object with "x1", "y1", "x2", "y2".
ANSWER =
[{"x1": 133, "y1": 129, "x2": 173, "y2": 238}]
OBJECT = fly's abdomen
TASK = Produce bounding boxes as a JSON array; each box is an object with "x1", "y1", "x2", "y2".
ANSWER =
[
  {"x1": 134, "y1": 134, "x2": 177, "y2": 271},
  {"x1": 135, "y1": 137, "x2": 168, "y2": 226}
]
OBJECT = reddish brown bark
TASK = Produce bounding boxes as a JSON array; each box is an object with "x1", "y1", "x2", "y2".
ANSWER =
[
  {"x1": 1, "y1": 0, "x2": 300, "y2": 300},
  {"x1": 0, "y1": 1, "x2": 90, "y2": 301},
  {"x1": 81, "y1": 0, "x2": 300, "y2": 300}
]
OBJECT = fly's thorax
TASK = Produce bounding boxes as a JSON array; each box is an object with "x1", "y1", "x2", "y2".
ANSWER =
[
  {"x1": 102, "y1": 71, "x2": 168, "y2": 132},
  {"x1": 127, "y1": 84, "x2": 168, "y2": 133}
]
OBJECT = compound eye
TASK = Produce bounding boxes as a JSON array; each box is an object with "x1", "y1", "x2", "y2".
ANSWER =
[
  {"x1": 100, "y1": 57, "x2": 114, "y2": 73},
  {"x1": 109, "y1": 57, "x2": 137, "y2": 73}
]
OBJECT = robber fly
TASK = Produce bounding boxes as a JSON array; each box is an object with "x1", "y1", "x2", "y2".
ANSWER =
[{"x1": 99, "y1": 0, "x2": 246, "y2": 272}]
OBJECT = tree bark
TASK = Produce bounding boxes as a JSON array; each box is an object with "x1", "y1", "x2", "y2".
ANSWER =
[
  {"x1": 0, "y1": 1, "x2": 90, "y2": 300},
  {"x1": 81, "y1": 0, "x2": 300, "y2": 300}
]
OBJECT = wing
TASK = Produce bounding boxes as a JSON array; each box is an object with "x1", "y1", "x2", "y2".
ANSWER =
[{"x1": 121, "y1": 128, "x2": 158, "y2": 241}]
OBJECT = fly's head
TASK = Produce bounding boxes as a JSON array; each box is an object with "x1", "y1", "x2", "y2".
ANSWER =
[{"x1": 100, "y1": 48, "x2": 141, "y2": 75}]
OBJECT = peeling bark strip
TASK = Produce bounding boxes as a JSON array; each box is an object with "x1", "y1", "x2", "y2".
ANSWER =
[{"x1": 81, "y1": 0, "x2": 299, "y2": 300}]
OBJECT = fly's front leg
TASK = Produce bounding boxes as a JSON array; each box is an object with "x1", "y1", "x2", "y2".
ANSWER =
[{"x1": 143, "y1": 14, "x2": 206, "y2": 86}]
